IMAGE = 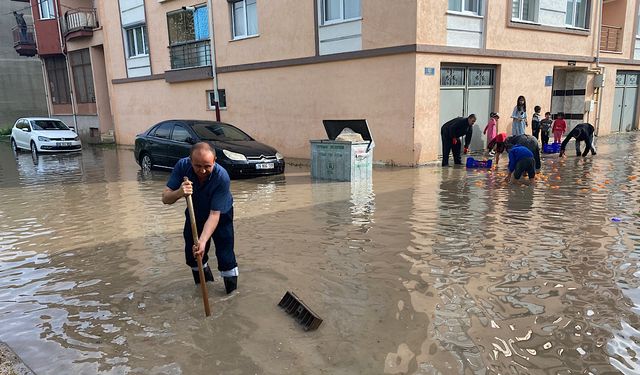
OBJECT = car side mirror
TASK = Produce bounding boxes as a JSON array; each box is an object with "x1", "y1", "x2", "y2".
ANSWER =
[
  {"x1": 186, "y1": 137, "x2": 195, "y2": 144},
  {"x1": 22, "y1": 128, "x2": 30, "y2": 132}
]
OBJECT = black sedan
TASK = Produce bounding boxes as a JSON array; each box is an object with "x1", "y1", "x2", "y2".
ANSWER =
[{"x1": 134, "y1": 120, "x2": 285, "y2": 177}]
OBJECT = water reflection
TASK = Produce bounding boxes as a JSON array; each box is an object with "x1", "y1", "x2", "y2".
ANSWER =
[{"x1": 1, "y1": 135, "x2": 640, "y2": 374}]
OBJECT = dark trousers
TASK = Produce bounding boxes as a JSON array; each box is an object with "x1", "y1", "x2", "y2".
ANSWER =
[
  {"x1": 541, "y1": 131, "x2": 550, "y2": 146},
  {"x1": 575, "y1": 134, "x2": 596, "y2": 156},
  {"x1": 514, "y1": 157, "x2": 536, "y2": 180},
  {"x1": 532, "y1": 127, "x2": 540, "y2": 141},
  {"x1": 441, "y1": 129, "x2": 462, "y2": 166},
  {"x1": 183, "y1": 207, "x2": 237, "y2": 272}
]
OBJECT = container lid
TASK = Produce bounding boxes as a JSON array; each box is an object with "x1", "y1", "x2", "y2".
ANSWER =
[{"x1": 322, "y1": 120, "x2": 373, "y2": 142}]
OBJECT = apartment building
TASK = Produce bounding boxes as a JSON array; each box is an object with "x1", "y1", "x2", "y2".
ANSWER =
[{"x1": 9, "y1": 0, "x2": 640, "y2": 165}]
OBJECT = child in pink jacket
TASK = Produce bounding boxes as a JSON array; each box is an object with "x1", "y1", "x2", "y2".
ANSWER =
[
  {"x1": 552, "y1": 113, "x2": 567, "y2": 143},
  {"x1": 483, "y1": 112, "x2": 499, "y2": 151}
]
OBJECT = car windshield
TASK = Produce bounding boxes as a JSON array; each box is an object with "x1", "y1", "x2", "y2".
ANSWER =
[
  {"x1": 191, "y1": 122, "x2": 252, "y2": 142},
  {"x1": 32, "y1": 120, "x2": 70, "y2": 131}
]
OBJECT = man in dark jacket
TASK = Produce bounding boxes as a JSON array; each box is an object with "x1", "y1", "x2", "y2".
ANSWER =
[
  {"x1": 441, "y1": 114, "x2": 476, "y2": 166},
  {"x1": 559, "y1": 123, "x2": 596, "y2": 157},
  {"x1": 505, "y1": 134, "x2": 541, "y2": 170}
]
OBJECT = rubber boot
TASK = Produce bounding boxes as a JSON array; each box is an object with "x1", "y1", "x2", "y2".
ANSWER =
[
  {"x1": 223, "y1": 276, "x2": 237, "y2": 294},
  {"x1": 192, "y1": 266, "x2": 214, "y2": 285}
]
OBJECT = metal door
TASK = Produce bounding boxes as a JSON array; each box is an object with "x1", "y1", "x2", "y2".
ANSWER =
[
  {"x1": 612, "y1": 72, "x2": 639, "y2": 132},
  {"x1": 612, "y1": 86, "x2": 624, "y2": 132},
  {"x1": 440, "y1": 66, "x2": 495, "y2": 151}
]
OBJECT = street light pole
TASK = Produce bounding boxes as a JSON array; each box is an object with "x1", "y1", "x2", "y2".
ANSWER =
[{"x1": 206, "y1": 0, "x2": 221, "y2": 122}]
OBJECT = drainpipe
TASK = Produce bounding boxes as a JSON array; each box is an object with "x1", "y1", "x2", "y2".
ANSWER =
[
  {"x1": 206, "y1": 0, "x2": 221, "y2": 121},
  {"x1": 53, "y1": 0, "x2": 79, "y2": 130},
  {"x1": 594, "y1": 0, "x2": 604, "y2": 136}
]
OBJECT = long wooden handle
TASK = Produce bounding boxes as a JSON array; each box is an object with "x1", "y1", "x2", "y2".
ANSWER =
[{"x1": 184, "y1": 177, "x2": 211, "y2": 317}]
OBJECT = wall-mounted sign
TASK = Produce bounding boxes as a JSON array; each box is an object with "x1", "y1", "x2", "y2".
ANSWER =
[
  {"x1": 424, "y1": 67, "x2": 435, "y2": 76},
  {"x1": 545, "y1": 76, "x2": 553, "y2": 87}
]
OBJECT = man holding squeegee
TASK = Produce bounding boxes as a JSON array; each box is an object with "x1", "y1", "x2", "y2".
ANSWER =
[{"x1": 162, "y1": 142, "x2": 238, "y2": 294}]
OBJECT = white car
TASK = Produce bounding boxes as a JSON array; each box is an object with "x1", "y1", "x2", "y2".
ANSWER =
[{"x1": 10, "y1": 118, "x2": 82, "y2": 154}]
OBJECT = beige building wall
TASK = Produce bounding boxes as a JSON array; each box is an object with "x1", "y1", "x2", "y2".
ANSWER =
[{"x1": 361, "y1": 0, "x2": 417, "y2": 49}]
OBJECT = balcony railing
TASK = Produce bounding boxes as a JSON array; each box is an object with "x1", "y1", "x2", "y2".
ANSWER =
[
  {"x1": 61, "y1": 8, "x2": 98, "y2": 39},
  {"x1": 169, "y1": 40, "x2": 211, "y2": 70},
  {"x1": 600, "y1": 24, "x2": 622, "y2": 53},
  {"x1": 12, "y1": 25, "x2": 37, "y2": 57}
]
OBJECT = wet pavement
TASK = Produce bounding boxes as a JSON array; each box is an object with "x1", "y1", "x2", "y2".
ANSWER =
[{"x1": 0, "y1": 134, "x2": 640, "y2": 374}]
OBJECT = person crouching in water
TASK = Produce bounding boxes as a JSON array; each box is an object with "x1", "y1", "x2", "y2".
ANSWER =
[
  {"x1": 505, "y1": 145, "x2": 536, "y2": 186},
  {"x1": 487, "y1": 132, "x2": 508, "y2": 166},
  {"x1": 559, "y1": 123, "x2": 597, "y2": 158},
  {"x1": 440, "y1": 114, "x2": 476, "y2": 166}
]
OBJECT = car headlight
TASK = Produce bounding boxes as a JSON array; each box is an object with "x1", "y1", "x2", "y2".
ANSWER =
[
  {"x1": 223, "y1": 149, "x2": 247, "y2": 161},
  {"x1": 38, "y1": 136, "x2": 51, "y2": 142},
  {"x1": 276, "y1": 152, "x2": 284, "y2": 160},
  {"x1": 74, "y1": 136, "x2": 80, "y2": 141}
]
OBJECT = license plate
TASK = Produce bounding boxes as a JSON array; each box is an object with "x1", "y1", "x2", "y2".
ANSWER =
[
  {"x1": 56, "y1": 142, "x2": 71, "y2": 147},
  {"x1": 256, "y1": 163, "x2": 274, "y2": 170}
]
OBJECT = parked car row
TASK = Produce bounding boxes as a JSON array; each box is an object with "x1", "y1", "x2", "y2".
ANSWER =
[
  {"x1": 9, "y1": 117, "x2": 285, "y2": 179},
  {"x1": 134, "y1": 120, "x2": 285, "y2": 178}
]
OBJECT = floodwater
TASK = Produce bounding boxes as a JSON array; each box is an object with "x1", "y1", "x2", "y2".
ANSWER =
[{"x1": 0, "y1": 135, "x2": 639, "y2": 375}]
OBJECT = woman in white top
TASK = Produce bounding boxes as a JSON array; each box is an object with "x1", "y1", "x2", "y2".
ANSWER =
[{"x1": 511, "y1": 96, "x2": 527, "y2": 136}]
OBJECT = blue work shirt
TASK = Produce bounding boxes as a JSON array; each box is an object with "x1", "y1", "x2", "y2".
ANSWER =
[
  {"x1": 166, "y1": 157, "x2": 233, "y2": 224},
  {"x1": 507, "y1": 145, "x2": 534, "y2": 173}
]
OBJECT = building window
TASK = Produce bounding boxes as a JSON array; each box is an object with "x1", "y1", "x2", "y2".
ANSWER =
[
  {"x1": 69, "y1": 49, "x2": 96, "y2": 104},
  {"x1": 448, "y1": 0, "x2": 482, "y2": 15},
  {"x1": 231, "y1": 0, "x2": 258, "y2": 39},
  {"x1": 565, "y1": 0, "x2": 589, "y2": 29},
  {"x1": 45, "y1": 56, "x2": 71, "y2": 104},
  {"x1": 322, "y1": 0, "x2": 360, "y2": 24},
  {"x1": 125, "y1": 25, "x2": 149, "y2": 58},
  {"x1": 39, "y1": 0, "x2": 55, "y2": 20},
  {"x1": 511, "y1": 0, "x2": 538, "y2": 22},
  {"x1": 167, "y1": 6, "x2": 211, "y2": 69},
  {"x1": 207, "y1": 89, "x2": 227, "y2": 109}
]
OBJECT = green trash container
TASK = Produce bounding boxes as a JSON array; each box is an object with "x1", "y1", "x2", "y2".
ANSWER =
[{"x1": 310, "y1": 120, "x2": 374, "y2": 181}]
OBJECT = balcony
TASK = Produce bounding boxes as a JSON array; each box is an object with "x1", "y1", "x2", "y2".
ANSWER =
[
  {"x1": 169, "y1": 40, "x2": 211, "y2": 70},
  {"x1": 61, "y1": 8, "x2": 98, "y2": 40},
  {"x1": 12, "y1": 25, "x2": 37, "y2": 57},
  {"x1": 600, "y1": 25, "x2": 623, "y2": 53}
]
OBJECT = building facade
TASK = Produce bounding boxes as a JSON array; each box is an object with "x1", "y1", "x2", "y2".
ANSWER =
[
  {"x1": 11, "y1": 0, "x2": 640, "y2": 165},
  {"x1": 2, "y1": 0, "x2": 47, "y2": 127}
]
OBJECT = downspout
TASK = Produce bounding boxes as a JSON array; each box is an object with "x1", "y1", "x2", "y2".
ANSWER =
[
  {"x1": 53, "y1": 0, "x2": 79, "y2": 130},
  {"x1": 594, "y1": 0, "x2": 604, "y2": 136},
  {"x1": 206, "y1": 0, "x2": 221, "y2": 121}
]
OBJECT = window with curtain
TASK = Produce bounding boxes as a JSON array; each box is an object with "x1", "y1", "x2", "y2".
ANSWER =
[
  {"x1": 125, "y1": 25, "x2": 149, "y2": 58},
  {"x1": 322, "y1": 0, "x2": 360, "y2": 24},
  {"x1": 448, "y1": 0, "x2": 482, "y2": 15},
  {"x1": 511, "y1": 0, "x2": 538, "y2": 22},
  {"x1": 167, "y1": 6, "x2": 210, "y2": 69},
  {"x1": 69, "y1": 49, "x2": 96, "y2": 104},
  {"x1": 45, "y1": 56, "x2": 71, "y2": 104},
  {"x1": 565, "y1": 0, "x2": 589, "y2": 29},
  {"x1": 230, "y1": 0, "x2": 258, "y2": 39},
  {"x1": 39, "y1": 0, "x2": 55, "y2": 19}
]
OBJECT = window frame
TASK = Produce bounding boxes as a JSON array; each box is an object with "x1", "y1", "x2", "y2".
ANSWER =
[
  {"x1": 448, "y1": 0, "x2": 483, "y2": 16},
  {"x1": 39, "y1": 0, "x2": 55, "y2": 20},
  {"x1": 321, "y1": 0, "x2": 361, "y2": 25},
  {"x1": 511, "y1": 0, "x2": 539, "y2": 23},
  {"x1": 125, "y1": 24, "x2": 149, "y2": 58},
  {"x1": 565, "y1": 0, "x2": 590, "y2": 29},
  {"x1": 207, "y1": 89, "x2": 227, "y2": 110},
  {"x1": 45, "y1": 56, "x2": 71, "y2": 105},
  {"x1": 231, "y1": 0, "x2": 259, "y2": 39},
  {"x1": 69, "y1": 49, "x2": 96, "y2": 104},
  {"x1": 152, "y1": 123, "x2": 172, "y2": 139}
]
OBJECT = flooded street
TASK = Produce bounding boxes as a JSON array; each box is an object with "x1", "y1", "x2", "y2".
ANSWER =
[{"x1": 1, "y1": 134, "x2": 640, "y2": 374}]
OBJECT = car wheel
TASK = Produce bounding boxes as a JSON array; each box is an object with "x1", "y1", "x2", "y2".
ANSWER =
[
  {"x1": 10, "y1": 138, "x2": 18, "y2": 152},
  {"x1": 30, "y1": 141, "x2": 38, "y2": 156},
  {"x1": 140, "y1": 153, "x2": 153, "y2": 171}
]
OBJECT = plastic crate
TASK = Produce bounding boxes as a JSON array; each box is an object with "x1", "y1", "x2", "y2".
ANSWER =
[
  {"x1": 543, "y1": 142, "x2": 561, "y2": 154},
  {"x1": 465, "y1": 157, "x2": 493, "y2": 169}
]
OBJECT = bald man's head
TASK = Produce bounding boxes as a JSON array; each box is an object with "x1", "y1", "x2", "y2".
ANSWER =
[{"x1": 190, "y1": 142, "x2": 216, "y2": 180}]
